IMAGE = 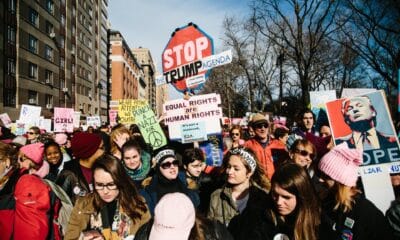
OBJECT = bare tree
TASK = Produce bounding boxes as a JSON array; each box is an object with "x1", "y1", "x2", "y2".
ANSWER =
[
  {"x1": 251, "y1": 0, "x2": 342, "y2": 106},
  {"x1": 337, "y1": 0, "x2": 400, "y2": 89}
]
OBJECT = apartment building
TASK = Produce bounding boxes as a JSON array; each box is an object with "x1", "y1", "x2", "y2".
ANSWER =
[
  {"x1": 109, "y1": 30, "x2": 143, "y2": 102},
  {"x1": 0, "y1": 0, "x2": 108, "y2": 123},
  {"x1": 131, "y1": 47, "x2": 156, "y2": 112}
]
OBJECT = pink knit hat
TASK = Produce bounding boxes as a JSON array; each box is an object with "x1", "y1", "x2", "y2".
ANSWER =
[
  {"x1": 149, "y1": 193, "x2": 195, "y2": 240},
  {"x1": 318, "y1": 142, "x2": 363, "y2": 186},
  {"x1": 54, "y1": 133, "x2": 68, "y2": 146},
  {"x1": 20, "y1": 142, "x2": 45, "y2": 166},
  {"x1": 33, "y1": 160, "x2": 49, "y2": 178}
]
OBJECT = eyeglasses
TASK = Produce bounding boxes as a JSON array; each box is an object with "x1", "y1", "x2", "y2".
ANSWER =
[
  {"x1": 160, "y1": 160, "x2": 180, "y2": 169},
  {"x1": 294, "y1": 149, "x2": 315, "y2": 160},
  {"x1": 94, "y1": 182, "x2": 118, "y2": 191},
  {"x1": 26, "y1": 132, "x2": 35, "y2": 135},
  {"x1": 254, "y1": 123, "x2": 268, "y2": 129}
]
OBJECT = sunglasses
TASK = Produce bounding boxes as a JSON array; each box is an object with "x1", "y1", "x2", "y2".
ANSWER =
[
  {"x1": 231, "y1": 133, "x2": 240, "y2": 136},
  {"x1": 254, "y1": 123, "x2": 268, "y2": 129},
  {"x1": 27, "y1": 132, "x2": 35, "y2": 135},
  {"x1": 294, "y1": 149, "x2": 315, "y2": 160},
  {"x1": 160, "y1": 160, "x2": 179, "y2": 169}
]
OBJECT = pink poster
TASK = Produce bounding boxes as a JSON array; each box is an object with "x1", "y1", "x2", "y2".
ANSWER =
[{"x1": 54, "y1": 107, "x2": 74, "y2": 132}]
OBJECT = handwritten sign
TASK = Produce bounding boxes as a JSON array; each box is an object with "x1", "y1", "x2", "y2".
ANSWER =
[
  {"x1": 54, "y1": 107, "x2": 74, "y2": 132},
  {"x1": 19, "y1": 104, "x2": 41, "y2": 126},
  {"x1": 0, "y1": 113, "x2": 12, "y2": 127},
  {"x1": 109, "y1": 109, "x2": 118, "y2": 127},
  {"x1": 118, "y1": 99, "x2": 147, "y2": 124},
  {"x1": 133, "y1": 103, "x2": 167, "y2": 150},
  {"x1": 199, "y1": 135, "x2": 224, "y2": 166},
  {"x1": 86, "y1": 116, "x2": 101, "y2": 128},
  {"x1": 180, "y1": 122, "x2": 207, "y2": 143}
]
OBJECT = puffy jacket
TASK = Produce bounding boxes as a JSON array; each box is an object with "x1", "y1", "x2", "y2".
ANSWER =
[
  {"x1": 0, "y1": 173, "x2": 51, "y2": 240},
  {"x1": 244, "y1": 139, "x2": 274, "y2": 179},
  {"x1": 65, "y1": 193, "x2": 151, "y2": 240},
  {"x1": 208, "y1": 185, "x2": 269, "y2": 226}
]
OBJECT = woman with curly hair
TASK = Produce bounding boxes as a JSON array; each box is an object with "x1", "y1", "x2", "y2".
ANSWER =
[{"x1": 65, "y1": 155, "x2": 150, "y2": 240}]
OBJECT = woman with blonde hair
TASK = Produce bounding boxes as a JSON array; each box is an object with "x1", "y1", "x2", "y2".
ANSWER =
[
  {"x1": 208, "y1": 147, "x2": 270, "y2": 226},
  {"x1": 110, "y1": 124, "x2": 131, "y2": 160},
  {"x1": 318, "y1": 142, "x2": 395, "y2": 240}
]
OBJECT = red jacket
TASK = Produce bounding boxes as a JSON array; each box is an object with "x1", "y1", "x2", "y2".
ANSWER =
[
  {"x1": 0, "y1": 174, "x2": 50, "y2": 240},
  {"x1": 244, "y1": 139, "x2": 275, "y2": 179}
]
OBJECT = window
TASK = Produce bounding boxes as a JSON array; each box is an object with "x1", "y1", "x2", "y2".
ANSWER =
[
  {"x1": 60, "y1": 36, "x2": 65, "y2": 48},
  {"x1": 7, "y1": 25, "x2": 16, "y2": 44},
  {"x1": 7, "y1": 58, "x2": 16, "y2": 75},
  {"x1": 72, "y1": 25, "x2": 76, "y2": 35},
  {"x1": 60, "y1": 57, "x2": 65, "y2": 68},
  {"x1": 28, "y1": 91, "x2": 38, "y2": 104},
  {"x1": 45, "y1": 70, "x2": 53, "y2": 84},
  {"x1": 60, "y1": 79, "x2": 65, "y2": 88},
  {"x1": 61, "y1": 14, "x2": 65, "y2": 26},
  {"x1": 45, "y1": 45, "x2": 53, "y2": 61},
  {"x1": 8, "y1": 0, "x2": 16, "y2": 13},
  {"x1": 72, "y1": 63, "x2": 75, "y2": 73},
  {"x1": 29, "y1": 62, "x2": 38, "y2": 78},
  {"x1": 29, "y1": 8, "x2": 39, "y2": 27},
  {"x1": 29, "y1": 35, "x2": 38, "y2": 53},
  {"x1": 46, "y1": 0, "x2": 54, "y2": 14},
  {"x1": 72, "y1": 6, "x2": 76, "y2": 17},
  {"x1": 45, "y1": 94, "x2": 53, "y2": 105},
  {"x1": 45, "y1": 21, "x2": 54, "y2": 35}
]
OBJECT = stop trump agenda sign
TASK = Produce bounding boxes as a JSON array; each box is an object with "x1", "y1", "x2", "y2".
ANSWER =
[{"x1": 162, "y1": 23, "x2": 214, "y2": 93}]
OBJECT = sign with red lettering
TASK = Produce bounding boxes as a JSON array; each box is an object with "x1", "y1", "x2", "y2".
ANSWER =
[{"x1": 162, "y1": 23, "x2": 214, "y2": 93}]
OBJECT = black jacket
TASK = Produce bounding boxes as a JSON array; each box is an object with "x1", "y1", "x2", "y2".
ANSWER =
[{"x1": 320, "y1": 193, "x2": 395, "y2": 240}]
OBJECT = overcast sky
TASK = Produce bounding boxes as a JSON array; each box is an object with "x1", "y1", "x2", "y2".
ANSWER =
[{"x1": 108, "y1": 0, "x2": 250, "y2": 99}]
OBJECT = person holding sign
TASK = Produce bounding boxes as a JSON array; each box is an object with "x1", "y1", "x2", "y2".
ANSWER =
[
  {"x1": 318, "y1": 142, "x2": 395, "y2": 240},
  {"x1": 336, "y1": 96, "x2": 398, "y2": 151},
  {"x1": 228, "y1": 163, "x2": 321, "y2": 240}
]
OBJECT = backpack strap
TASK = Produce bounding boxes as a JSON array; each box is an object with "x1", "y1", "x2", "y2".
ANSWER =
[{"x1": 43, "y1": 179, "x2": 72, "y2": 205}]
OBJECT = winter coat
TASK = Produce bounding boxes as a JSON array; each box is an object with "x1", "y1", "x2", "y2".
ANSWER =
[
  {"x1": 208, "y1": 185, "x2": 269, "y2": 226},
  {"x1": 244, "y1": 139, "x2": 275, "y2": 179},
  {"x1": 56, "y1": 160, "x2": 91, "y2": 204},
  {"x1": 320, "y1": 193, "x2": 395, "y2": 240},
  {"x1": 139, "y1": 172, "x2": 200, "y2": 216},
  {"x1": 0, "y1": 173, "x2": 51, "y2": 240},
  {"x1": 65, "y1": 193, "x2": 151, "y2": 240}
]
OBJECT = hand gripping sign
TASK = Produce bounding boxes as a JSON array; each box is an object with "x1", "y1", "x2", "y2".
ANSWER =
[{"x1": 162, "y1": 22, "x2": 214, "y2": 93}]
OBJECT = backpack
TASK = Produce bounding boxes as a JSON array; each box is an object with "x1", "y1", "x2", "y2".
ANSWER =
[{"x1": 43, "y1": 179, "x2": 74, "y2": 240}]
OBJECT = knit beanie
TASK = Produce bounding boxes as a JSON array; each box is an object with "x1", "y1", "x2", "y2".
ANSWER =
[
  {"x1": 33, "y1": 160, "x2": 49, "y2": 178},
  {"x1": 54, "y1": 133, "x2": 68, "y2": 146},
  {"x1": 154, "y1": 148, "x2": 176, "y2": 165},
  {"x1": 318, "y1": 142, "x2": 363, "y2": 186},
  {"x1": 20, "y1": 142, "x2": 44, "y2": 166},
  {"x1": 71, "y1": 132, "x2": 102, "y2": 159},
  {"x1": 149, "y1": 193, "x2": 195, "y2": 240}
]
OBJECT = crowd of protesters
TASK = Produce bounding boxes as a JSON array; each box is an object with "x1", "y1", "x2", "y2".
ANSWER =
[{"x1": 0, "y1": 108, "x2": 399, "y2": 240}]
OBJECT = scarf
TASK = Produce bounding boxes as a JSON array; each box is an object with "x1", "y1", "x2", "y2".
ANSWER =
[{"x1": 123, "y1": 151, "x2": 151, "y2": 181}]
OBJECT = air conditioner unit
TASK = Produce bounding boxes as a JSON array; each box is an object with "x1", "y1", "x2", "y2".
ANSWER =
[
  {"x1": 71, "y1": 49, "x2": 75, "y2": 55},
  {"x1": 62, "y1": 87, "x2": 68, "y2": 92},
  {"x1": 49, "y1": 32, "x2": 56, "y2": 38},
  {"x1": 46, "y1": 104, "x2": 53, "y2": 109},
  {"x1": 88, "y1": 94, "x2": 92, "y2": 99},
  {"x1": 28, "y1": 99, "x2": 36, "y2": 104},
  {"x1": 45, "y1": 79, "x2": 51, "y2": 84}
]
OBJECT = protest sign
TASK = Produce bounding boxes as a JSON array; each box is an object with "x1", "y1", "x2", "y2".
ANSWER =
[
  {"x1": 39, "y1": 118, "x2": 52, "y2": 133},
  {"x1": 180, "y1": 122, "x2": 208, "y2": 143},
  {"x1": 162, "y1": 23, "x2": 214, "y2": 93},
  {"x1": 54, "y1": 107, "x2": 74, "y2": 132},
  {"x1": 73, "y1": 111, "x2": 81, "y2": 128},
  {"x1": 309, "y1": 90, "x2": 336, "y2": 130},
  {"x1": 132, "y1": 102, "x2": 167, "y2": 150},
  {"x1": 326, "y1": 90, "x2": 400, "y2": 212},
  {"x1": 19, "y1": 104, "x2": 41, "y2": 126},
  {"x1": 199, "y1": 135, "x2": 224, "y2": 166},
  {"x1": 86, "y1": 116, "x2": 101, "y2": 128},
  {"x1": 0, "y1": 113, "x2": 12, "y2": 127},
  {"x1": 109, "y1": 109, "x2": 118, "y2": 127},
  {"x1": 341, "y1": 88, "x2": 376, "y2": 98},
  {"x1": 118, "y1": 99, "x2": 147, "y2": 124}
]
